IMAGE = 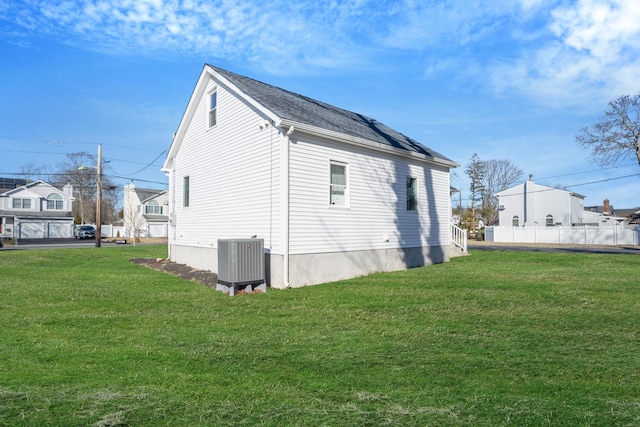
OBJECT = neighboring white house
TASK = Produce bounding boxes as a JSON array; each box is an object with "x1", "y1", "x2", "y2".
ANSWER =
[
  {"x1": 494, "y1": 178, "x2": 587, "y2": 228},
  {"x1": 162, "y1": 64, "x2": 459, "y2": 288},
  {"x1": 487, "y1": 178, "x2": 639, "y2": 245},
  {"x1": 0, "y1": 178, "x2": 75, "y2": 239},
  {"x1": 123, "y1": 183, "x2": 169, "y2": 238}
]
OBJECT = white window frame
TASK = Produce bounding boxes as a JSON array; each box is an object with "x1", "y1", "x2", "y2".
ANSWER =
[
  {"x1": 406, "y1": 177, "x2": 417, "y2": 211},
  {"x1": 183, "y1": 176, "x2": 190, "y2": 207},
  {"x1": 12, "y1": 198, "x2": 31, "y2": 209},
  {"x1": 145, "y1": 200, "x2": 162, "y2": 215},
  {"x1": 546, "y1": 214, "x2": 554, "y2": 227},
  {"x1": 46, "y1": 193, "x2": 63, "y2": 210},
  {"x1": 208, "y1": 89, "x2": 217, "y2": 128},
  {"x1": 329, "y1": 161, "x2": 348, "y2": 207},
  {"x1": 512, "y1": 216, "x2": 519, "y2": 227}
]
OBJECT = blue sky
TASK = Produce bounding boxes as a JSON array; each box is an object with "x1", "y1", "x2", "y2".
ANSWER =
[{"x1": 1, "y1": 0, "x2": 639, "y2": 209}]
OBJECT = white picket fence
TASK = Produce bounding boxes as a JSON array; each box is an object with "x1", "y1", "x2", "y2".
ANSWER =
[{"x1": 485, "y1": 225, "x2": 640, "y2": 246}]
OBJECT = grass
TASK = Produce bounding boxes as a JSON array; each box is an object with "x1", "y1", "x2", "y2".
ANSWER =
[{"x1": 0, "y1": 245, "x2": 639, "y2": 426}]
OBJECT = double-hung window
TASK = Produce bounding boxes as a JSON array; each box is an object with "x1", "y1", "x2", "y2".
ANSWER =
[
  {"x1": 406, "y1": 177, "x2": 417, "y2": 211},
  {"x1": 208, "y1": 90, "x2": 217, "y2": 128},
  {"x1": 330, "y1": 161, "x2": 347, "y2": 207},
  {"x1": 183, "y1": 176, "x2": 190, "y2": 207},
  {"x1": 12, "y1": 198, "x2": 31, "y2": 209}
]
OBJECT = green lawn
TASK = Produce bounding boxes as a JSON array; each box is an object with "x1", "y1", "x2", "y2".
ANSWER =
[{"x1": 0, "y1": 246, "x2": 638, "y2": 426}]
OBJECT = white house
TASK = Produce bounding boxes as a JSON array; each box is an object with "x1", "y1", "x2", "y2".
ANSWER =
[
  {"x1": 123, "y1": 183, "x2": 169, "y2": 238},
  {"x1": 487, "y1": 178, "x2": 640, "y2": 245},
  {"x1": 494, "y1": 178, "x2": 587, "y2": 228},
  {"x1": 0, "y1": 178, "x2": 75, "y2": 239},
  {"x1": 162, "y1": 65, "x2": 458, "y2": 288}
]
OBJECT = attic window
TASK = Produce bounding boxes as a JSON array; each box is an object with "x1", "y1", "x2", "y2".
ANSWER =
[{"x1": 208, "y1": 90, "x2": 217, "y2": 128}]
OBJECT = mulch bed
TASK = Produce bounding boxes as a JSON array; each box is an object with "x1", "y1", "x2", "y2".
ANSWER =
[
  {"x1": 130, "y1": 258, "x2": 218, "y2": 288},
  {"x1": 130, "y1": 258, "x2": 264, "y2": 295}
]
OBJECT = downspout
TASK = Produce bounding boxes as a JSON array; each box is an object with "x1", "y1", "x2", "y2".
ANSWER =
[{"x1": 282, "y1": 125, "x2": 294, "y2": 288}]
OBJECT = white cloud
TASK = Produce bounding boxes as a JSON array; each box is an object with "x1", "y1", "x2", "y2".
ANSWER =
[
  {"x1": 490, "y1": 0, "x2": 640, "y2": 110},
  {"x1": 1, "y1": 0, "x2": 378, "y2": 73}
]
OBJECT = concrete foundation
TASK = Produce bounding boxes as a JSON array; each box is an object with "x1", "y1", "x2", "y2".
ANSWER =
[{"x1": 169, "y1": 243, "x2": 449, "y2": 289}]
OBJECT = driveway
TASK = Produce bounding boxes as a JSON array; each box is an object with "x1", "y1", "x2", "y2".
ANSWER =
[{"x1": 469, "y1": 240, "x2": 640, "y2": 255}]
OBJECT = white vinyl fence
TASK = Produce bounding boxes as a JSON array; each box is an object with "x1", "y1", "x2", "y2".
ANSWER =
[{"x1": 485, "y1": 225, "x2": 640, "y2": 246}]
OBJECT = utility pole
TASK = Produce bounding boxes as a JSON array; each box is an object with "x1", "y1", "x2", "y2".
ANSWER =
[{"x1": 96, "y1": 144, "x2": 102, "y2": 248}]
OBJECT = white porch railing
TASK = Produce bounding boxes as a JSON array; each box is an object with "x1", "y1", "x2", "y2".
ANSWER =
[{"x1": 451, "y1": 223, "x2": 468, "y2": 253}]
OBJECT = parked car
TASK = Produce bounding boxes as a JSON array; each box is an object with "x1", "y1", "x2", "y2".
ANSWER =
[{"x1": 74, "y1": 225, "x2": 96, "y2": 239}]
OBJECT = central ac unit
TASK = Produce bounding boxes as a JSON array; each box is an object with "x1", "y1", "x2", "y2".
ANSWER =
[{"x1": 217, "y1": 238, "x2": 266, "y2": 295}]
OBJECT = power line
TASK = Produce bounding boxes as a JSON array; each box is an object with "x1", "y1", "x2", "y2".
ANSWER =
[
  {"x1": 535, "y1": 163, "x2": 638, "y2": 181},
  {"x1": 0, "y1": 136, "x2": 166, "y2": 152},
  {"x1": 111, "y1": 150, "x2": 167, "y2": 176}
]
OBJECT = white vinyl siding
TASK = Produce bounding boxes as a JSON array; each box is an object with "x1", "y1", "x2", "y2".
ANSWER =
[
  {"x1": 288, "y1": 135, "x2": 451, "y2": 255},
  {"x1": 171, "y1": 78, "x2": 281, "y2": 251}
]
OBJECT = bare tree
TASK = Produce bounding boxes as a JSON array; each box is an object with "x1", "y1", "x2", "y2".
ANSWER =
[
  {"x1": 123, "y1": 183, "x2": 146, "y2": 245},
  {"x1": 465, "y1": 155, "x2": 524, "y2": 232},
  {"x1": 577, "y1": 93, "x2": 640, "y2": 167},
  {"x1": 49, "y1": 152, "x2": 118, "y2": 224},
  {"x1": 481, "y1": 159, "x2": 523, "y2": 225}
]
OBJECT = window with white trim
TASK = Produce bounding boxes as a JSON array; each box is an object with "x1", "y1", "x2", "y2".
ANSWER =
[
  {"x1": 12, "y1": 198, "x2": 31, "y2": 209},
  {"x1": 406, "y1": 177, "x2": 417, "y2": 211},
  {"x1": 208, "y1": 90, "x2": 217, "y2": 128},
  {"x1": 46, "y1": 193, "x2": 63, "y2": 210},
  {"x1": 183, "y1": 176, "x2": 190, "y2": 207},
  {"x1": 546, "y1": 214, "x2": 554, "y2": 227},
  {"x1": 512, "y1": 216, "x2": 519, "y2": 227},
  {"x1": 329, "y1": 162, "x2": 347, "y2": 206},
  {"x1": 146, "y1": 200, "x2": 162, "y2": 214}
]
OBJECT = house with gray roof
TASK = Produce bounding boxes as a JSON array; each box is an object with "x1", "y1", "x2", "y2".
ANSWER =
[
  {"x1": 0, "y1": 179, "x2": 75, "y2": 239},
  {"x1": 123, "y1": 183, "x2": 168, "y2": 238},
  {"x1": 162, "y1": 64, "x2": 458, "y2": 288}
]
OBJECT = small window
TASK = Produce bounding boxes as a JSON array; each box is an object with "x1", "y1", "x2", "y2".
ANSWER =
[
  {"x1": 406, "y1": 177, "x2": 417, "y2": 211},
  {"x1": 183, "y1": 176, "x2": 190, "y2": 207},
  {"x1": 146, "y1": 200, "x2": 162, "y2": 215},
  {"x1": 512, "y1": 216, "x2": 519, "y2": 227},
  {"x1": 12, "y1": 198, "x2": 31, "y2": 209},
  {"x1": 208, "y1": 91, "x2": 217, "y2": 128},
  {"x1": 546, "y1": 214, "x2": 554, "y2": 227},
  {"x1": 330, "y1": 162, "x2": 347, "y2": 206},
  {"x1": 46, "y1": 193, "x2": 63, "y2": 210}
]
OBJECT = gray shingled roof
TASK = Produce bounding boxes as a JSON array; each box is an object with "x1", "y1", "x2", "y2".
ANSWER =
[
  {"x1": 210, "y1": 65, "x2": 454, "y2": 165},
  {"x1": 134, "y1": 188, "x2": 166, "y2": 203}
]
